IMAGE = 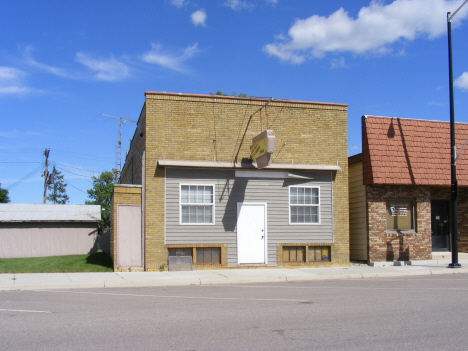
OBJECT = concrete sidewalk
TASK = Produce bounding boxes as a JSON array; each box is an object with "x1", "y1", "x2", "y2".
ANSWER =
[{"x1": 2, "y1": 259, "x2": 468, "y2": 291}]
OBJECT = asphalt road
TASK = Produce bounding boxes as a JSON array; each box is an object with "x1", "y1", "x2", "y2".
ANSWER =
[{"x1": 1, "y1": 274, "x2": 468, "y2": 351}]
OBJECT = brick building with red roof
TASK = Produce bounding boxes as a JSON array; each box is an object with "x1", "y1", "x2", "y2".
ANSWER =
[{"x1": 349, "y1": 116, "x2": 468, "y2": 263}]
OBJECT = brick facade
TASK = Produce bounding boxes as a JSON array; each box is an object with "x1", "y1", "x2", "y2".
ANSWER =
[
  {"x1": 352, "y1": 116, "x2": 468, "y2": 263},
  {"x1": 366, "y1": 184, "x2": 468, "y2": 263},
  {"x1": 119, "y1": 106, "x2": 146, "y2": 185},
  {"x1": 366, "y1": 185, "x2": 432, "y2": 262},
  {"x1": 118, "y1": 92, "x2": 349, "y2": 270},
  {"x1": 458, "y1": 189, "x2": 468, "y2": 252}
]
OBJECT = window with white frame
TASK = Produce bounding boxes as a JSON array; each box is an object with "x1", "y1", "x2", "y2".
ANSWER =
[
  {"x1": 180, "y1": 185, "x2": 214, "y2": 224},
  {"x1": 289, "y1": 186, "x2": 320, "y2": 224}
]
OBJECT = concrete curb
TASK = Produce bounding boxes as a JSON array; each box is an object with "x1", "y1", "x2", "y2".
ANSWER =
[
  {"x1": 429, "y1": 268, "x2": 468, "y2": 275},
  {"x1": 1, "y1": 265, "x2": 468, "y2": 291},
  {"x1": 370, "y1": 259, "x2": 468, "y2": 267}
]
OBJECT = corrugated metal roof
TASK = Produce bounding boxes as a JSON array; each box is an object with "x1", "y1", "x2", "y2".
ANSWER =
[{"x1": 0, "y1": 204, "x2": 101, "y2": 222}]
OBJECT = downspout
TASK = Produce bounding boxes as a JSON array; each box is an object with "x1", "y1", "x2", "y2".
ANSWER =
[
  {"x1": 331, "y1": 171, "x2": 334, "y2": 243},
  {"x1": 141, "y1": 151, "x2": 145, "y2": 270}
]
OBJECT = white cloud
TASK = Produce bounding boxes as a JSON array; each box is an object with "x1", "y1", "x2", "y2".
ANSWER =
[
  {"x1": 0, "y1": 129, "x2": 41, "y2": 138},
  {"x1": 330, "y1": 57, "x2": 346, "y2": 68},
  {"x1": 455, "y1": 72, "x2": 468, "y2": 90},
  {"x1": 263, "y1": 43, "x2": 305, "y2": 64},
  {"x1": 264, "y1": 0, "x2": 468, "y2": 63},
  {"x1": 25, "y1": 57, "x2": 69, "y2": 78},
  {"x1": 0, "y1": 86, "x2": 31, "y2": 94},
  {"x1": 265, "y1": 0, "x2": 278, "y2": 4},
  {"x1": 170, "y1": 0, "x2": 185, "y2": 8},
  {"x1": 23, "y1": 45, "x2": 71, "y2": 78},
  {"x1": 224, "y1": 0, "x2": 255, "y2": 11},
  {"x1": 141, "y1": 43, "x2": 200, "y2": 73},
  {"x1": 24, "y1": 46, "x2": 128, "y2": 82},
  {"x1": 191, "y1": 10, "x2": 207, "y2": 27},
  {"x1": 75, "y1": 53, "x2": 129, "y2": 81},
  {"x1": 0, "y1": 66, "x2": 31, "y2": 95},
  {"x1": 0, "y1": 66, "x2": 25, "y2": 81},
  {"x1": 428, "y1": 101, "x2": 447, "y2": 106}
]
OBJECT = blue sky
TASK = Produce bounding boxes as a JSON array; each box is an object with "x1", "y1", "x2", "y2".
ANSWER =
[{"x1": 1, "y1": 0, "x2": 468, "y2": 205}]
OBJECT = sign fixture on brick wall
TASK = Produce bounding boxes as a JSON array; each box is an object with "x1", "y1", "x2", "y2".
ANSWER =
[{"x1": 250, "y1": 129, "x2": 276, "y2": 168}]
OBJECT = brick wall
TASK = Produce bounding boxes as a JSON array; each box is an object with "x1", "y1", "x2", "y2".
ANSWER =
[
  {"x1": 366, "y1": 185, "x2": 468, "y2": 262},
  {"x1": 120, "y1": 105, "x2": 146, "y2": 185},
  {"x1": 458, "y1": 188, "x2": 468, "y2": 252},
  {"x1": 122, "y1": 93, "x2": 348, "y2": 270},
  {"x1": 366, "y1": 185, "x2": 432, "y2": 262}
]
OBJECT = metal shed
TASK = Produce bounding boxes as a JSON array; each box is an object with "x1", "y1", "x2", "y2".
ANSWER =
[{"x1": 0, "y1": 204, "x2": 103, "y2": 259}]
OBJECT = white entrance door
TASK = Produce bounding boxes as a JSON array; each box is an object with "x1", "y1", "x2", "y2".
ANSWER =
[
  {"x1": 237, "y1": 203, "x2": 267, "y2": 264},
  {"x1": 117, "y1": 204, "x2": 142, "y2": 268}
]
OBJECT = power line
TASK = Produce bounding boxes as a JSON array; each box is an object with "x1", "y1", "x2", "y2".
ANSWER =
[
  {"x1": 62, "y1": 178, "x2": 88, "y2": 194},
  {"x1": 54, "y1": 164, "x2": 100, "y2": 173},
  {"x1": 0, "y1": 147, "x2": 114, "y2": 162},
  {"x1": 3, "y1": 147, "x2": 113, "y2": 161},
  {"x1": 54, "y1": 165, "x2": 93, "y2": 178},
  {"x1": 0, "y1": 147, "x2": 44, "y2": 151},
  {"x1": 0, "y1": 162, "x2": 41, "y2": 164},
  {"x1": 53, "y1": 149, "x2": 114, "y2": 160},
  {"x1": 0, "y1": 148, "x2": 44, "y2": 153},
  {"x1": 6, "y1": 164, "x2": 44, "y2": 190},
  {"x1": 51, "y1": 153, "x2": 114, "y2": 163},
  {"x1": 53, "y1": 150, "x2": 114, "y2": 160},
  {"x1": 54, "y1": 165, "x2": 94, "y2": 184}
]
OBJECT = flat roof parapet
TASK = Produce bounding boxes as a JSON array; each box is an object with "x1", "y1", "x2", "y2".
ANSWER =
[{"x1": 144, "y1": 91, "x2": 348, "y2": 108}]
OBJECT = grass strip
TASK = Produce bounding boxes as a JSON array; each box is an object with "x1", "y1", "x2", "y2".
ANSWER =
[{"x1": 0, "y1": 252, "x2": 113, "y2": 273}]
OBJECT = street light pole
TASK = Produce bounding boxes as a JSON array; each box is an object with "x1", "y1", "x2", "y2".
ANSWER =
[{"x1": 447, "y1": 0, "x2": 468, "y2": 268}]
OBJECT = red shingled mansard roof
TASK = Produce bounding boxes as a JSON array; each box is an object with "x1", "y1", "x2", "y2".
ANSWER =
[{"x1": 362, "y1": 116, "x2": 468, "y2": 186}]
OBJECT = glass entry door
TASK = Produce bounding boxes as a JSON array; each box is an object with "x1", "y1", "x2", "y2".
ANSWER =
[{"x1": 431, "y1": 200, "x2": 450, "y2": 251}]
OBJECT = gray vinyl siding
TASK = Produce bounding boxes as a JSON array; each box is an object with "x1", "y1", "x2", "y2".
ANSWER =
[{"x1": 165, "y1": 168, "x2": 334, "y2": 266}]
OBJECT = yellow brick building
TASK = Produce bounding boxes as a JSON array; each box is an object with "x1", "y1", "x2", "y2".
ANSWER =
[{"x1": 111, "y1": 92, "x2": 349, "y2": 271}]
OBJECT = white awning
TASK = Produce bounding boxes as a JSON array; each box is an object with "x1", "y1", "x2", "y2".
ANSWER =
[{"x1": 157, "y1": 160, "x2": 341, "y2": 172}]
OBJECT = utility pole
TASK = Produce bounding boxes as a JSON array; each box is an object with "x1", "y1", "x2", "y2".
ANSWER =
[
  {"x1": 447, "y1": 0, "x2": 467, "y2": 268},
  {"x1": 43, "y1": 149, "x2": 50, "y2": 204}
]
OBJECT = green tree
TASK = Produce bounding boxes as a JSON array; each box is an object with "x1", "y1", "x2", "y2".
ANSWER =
[
  {"x1": 215, "y1": 90, "x2": 247, "y2": 97},
  {"x1": 0, "y1": 188, "x2": 10, "y2": 203},
  {"x1": 85, "y1": 171, "x2": 118, "y2": 235},
  {"x1": 47, "y1": 167, "x2": 69, "y2": 204}
]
